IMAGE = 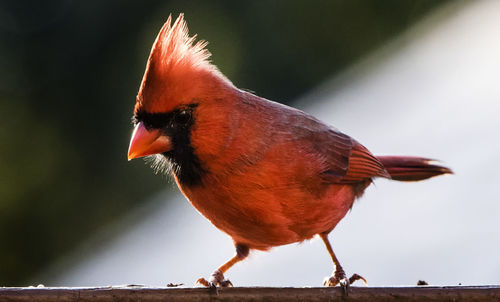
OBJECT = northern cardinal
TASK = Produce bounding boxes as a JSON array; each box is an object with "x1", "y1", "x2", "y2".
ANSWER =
[{"x1": 128, "y1": 14, "x2": 452, "y2": 290}]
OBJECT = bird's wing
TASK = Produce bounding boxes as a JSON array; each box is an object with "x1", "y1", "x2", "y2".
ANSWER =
[
  {"x1": 310, "y1": 128, "x2": 388, "y2": 184},
  {"x1": 253, "y1": 97, "x2": 389, "y2": 184},
  {"x1": 338, "y1": 141, "x2": 390, "y2": 183}
]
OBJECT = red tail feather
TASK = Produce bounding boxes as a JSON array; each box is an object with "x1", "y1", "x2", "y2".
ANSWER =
[{"x1": 377, "y1": 156, "x2": 452, "y2": 181}]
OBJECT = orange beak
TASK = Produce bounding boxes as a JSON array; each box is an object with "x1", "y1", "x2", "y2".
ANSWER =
[{"x1": 127, "y1": 122, "x2": 172, "y2": 160}]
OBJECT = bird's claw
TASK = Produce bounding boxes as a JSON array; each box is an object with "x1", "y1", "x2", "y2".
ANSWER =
[
  {"x1": 195, "y1": 270, "x2": 233, "y2": 292},
  {"x1": 323, "y1": 270, "x2": 366, "y2": 295},
  {"x1": 323, "y1": 275, "x2": 349, "y2": 294},
  {"x1": 349, "y1": 273, "x2": 367, "y2": 285}
]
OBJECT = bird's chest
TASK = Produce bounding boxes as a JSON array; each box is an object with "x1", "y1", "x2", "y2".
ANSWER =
[
  {"x1": 175, "y1": 171, "x2": 357, "y2": 250},
  {"x1": 176, "y1": 175, "x2": 282, "y2": 245}
]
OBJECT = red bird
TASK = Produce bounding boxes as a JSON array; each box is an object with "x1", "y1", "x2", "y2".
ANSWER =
[{"x1": 128, "y1": 14, "x2": 452, "y2": 289}]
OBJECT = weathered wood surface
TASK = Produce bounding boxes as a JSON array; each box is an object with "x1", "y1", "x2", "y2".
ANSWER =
[{"x1": 1, "y1": 286, "x2": 500, "y2": 301}]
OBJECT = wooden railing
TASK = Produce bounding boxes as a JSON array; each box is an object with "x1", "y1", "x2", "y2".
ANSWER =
[{"x1": 1, "y1": 285, "x2": 499, "y2": 301}]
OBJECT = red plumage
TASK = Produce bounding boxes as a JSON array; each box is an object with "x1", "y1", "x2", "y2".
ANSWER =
[
  {"x1": 377, "y1": 156, "x2": 452, "y2": 181},
  {"x1": 127, "y1": 14, "x2": 452, "y2": 289}
]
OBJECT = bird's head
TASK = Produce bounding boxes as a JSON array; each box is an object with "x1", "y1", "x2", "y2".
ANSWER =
[{"x1": 128, "y1": 14, "x2": 236, "y2": 184}]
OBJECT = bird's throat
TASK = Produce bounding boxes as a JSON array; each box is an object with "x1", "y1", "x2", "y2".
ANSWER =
[{"x1": 163, "y1": 121, "x2": 206, "y2": 187}]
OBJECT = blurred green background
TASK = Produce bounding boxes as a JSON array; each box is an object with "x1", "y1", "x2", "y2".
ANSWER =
[{"x1": 0, "y1": 0, "x2": 446, "y2": 286}]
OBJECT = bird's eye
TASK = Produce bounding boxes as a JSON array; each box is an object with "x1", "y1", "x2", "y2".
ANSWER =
[{"x1": 174, "y1": 110, "x2": 191, "y2": 125}]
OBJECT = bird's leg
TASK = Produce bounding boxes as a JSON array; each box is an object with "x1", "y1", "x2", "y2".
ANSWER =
[
  {"x1": 196, "y1": 244, "x2": 249, "y2": 289},
  {"x1": 320, "y1": 233, "x2": 366, "y2": 293}
]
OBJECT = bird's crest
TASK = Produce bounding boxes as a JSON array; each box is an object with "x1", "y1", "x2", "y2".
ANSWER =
[
  {"x1": 150, "y1": 14, "x2": 211, "y2": 71},
  {"x1": 136, "y1": 14, "x2": 226, "y2": 113}
]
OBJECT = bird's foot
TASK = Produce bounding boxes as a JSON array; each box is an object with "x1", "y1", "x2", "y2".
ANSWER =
[
  {"x1": 323, "y1": 270, "x2": 366, "y2": 294},
  {"x1": 196, "y1": 270, "x2": 233, "y2": 290}
]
